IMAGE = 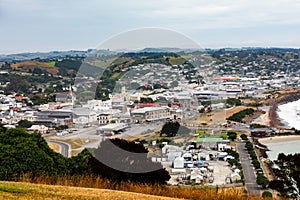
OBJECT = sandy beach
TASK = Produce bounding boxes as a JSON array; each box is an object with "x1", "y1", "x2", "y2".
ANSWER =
[{"x1": 259, "y1": 135, "x2": 300, "y2": 144}]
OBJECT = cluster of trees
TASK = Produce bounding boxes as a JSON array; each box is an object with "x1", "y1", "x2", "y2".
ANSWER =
[
  {"x1": 269, "y1": 153, "x2": 300, "y2": 198},
  {"x1": 0, "y1": 127, "x2": 73, "y2": 179},
  {"x1": 225, "y1": 149, "x2": 244, "y2": 183},
  {"x1": 4, "y1": 76, "x2": 30, "y2": 94},
  {"x1": 139, "y1": 97, "x2": 154, "y2": 104},
  {"x1": 226, "y1": 98, "x2": 242, "y2": 106},
  {"x1": 55, "y1": 125, "x2": 68, "y2": 131},
  {"x1": 227, "y1": 108, "x2": 255, "y2": 123},
  {"x1": 0, "y1": 125, "x2": 170, "y2": 185},
  {"x1": 245, "y1": 141, "x2": 269, "y2": 188},
  {"x1": 250, "y1": 124, "x2": 269, "y2": 129},
  {"x1": 30, "y1": 94, "x2": 56, "y2": 105},
  {"x1": 160, "y1": 121, "x2": 180, "y2": 137},
  {"x1": 226, "y1": 149, "x2": 242, "y2": 168},
  {"x1": 17, "y1": 120, "x2": 33, "y2": 129},
  {"x1": 89, "y1": 138, "x2": 170, "y2": 184},
  {"x1": 201, "y1": 98, "x2": 241, "y2": 107},
  {"x1": 55, "y1": 59, "x2": 101, "y2": 77},
  {"x1": 245, "y1": 141, "x2": 260, "y2": 169}
]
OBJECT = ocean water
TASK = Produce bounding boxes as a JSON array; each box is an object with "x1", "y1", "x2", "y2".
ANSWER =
[
  {"x1": 277, "y1": 99, "x2": 300, "y2": 130},
  {"x1": 265, "y1": 140, "x2": 300, "y2": 160}
]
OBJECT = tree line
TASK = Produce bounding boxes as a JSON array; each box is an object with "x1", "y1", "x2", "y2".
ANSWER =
[{"x1": 0, "y1": 125, "x2": 170, "y2": 185}]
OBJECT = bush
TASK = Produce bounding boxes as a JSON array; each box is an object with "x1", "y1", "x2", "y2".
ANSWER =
[
  {"x1": 228, "y1": 159, "x2": 239, "y2": 166},
  {"x1": 262, "y1": 191, "x2": 272, "y2": 198},
  {"x1": 240, "y1": 134, "x2": 248, "y2": 140},
  {"x1": 252, "y1": 159, "x2": 261, "y2": 169},
  {"x1": 17, "y1": 120, "x2": 33, "y2": 128},
  {"x1": 226, "y1": 149, "x2": 239, "y2": 160},
  {"x1": 250, "y1": 124, "x2": 268, "y2": 128},
  {"x1": 256, "y1": 174, "x2": 269, "y2": 189}
]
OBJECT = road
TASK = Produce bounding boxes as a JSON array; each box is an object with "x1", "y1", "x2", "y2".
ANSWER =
[
  {"x1": 236, "y1": 142, "x2": 261, "y2": 195},
  {"x1": 47, "y1": 140, "x2": 71, "y2": 158}
]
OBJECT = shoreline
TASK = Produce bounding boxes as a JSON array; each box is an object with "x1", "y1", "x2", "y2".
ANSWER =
[
  {"x1": 259, "y1": 135, "x2": 300, "y2": 145},
  {"x1": 277, "y1": 99, "x2": 300, "y2": 130},
  {"x1": 268, "y1": 93, "x2": 300, "y2": 127}
]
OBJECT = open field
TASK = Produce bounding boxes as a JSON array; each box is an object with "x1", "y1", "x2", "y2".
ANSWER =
[
  {"x1": 195, "y1": 106, "x2": 255, "y2": 126},
  {"x1": 0, "y1": 181, "x2": 181, "y2": 200},
  {"x1": 0, "y1": 178, "x2": 264, "y2": 200},
  {"x1": 43, "y1": 61, "x2": 56, "y2": 66}
]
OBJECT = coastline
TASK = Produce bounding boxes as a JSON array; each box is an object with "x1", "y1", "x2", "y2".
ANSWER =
[
  {"x1": 268, "y1": 93, "x2": 300, "y2": 128},
  {"x1": 258, "y1": 135, "x2": 300, "y2": 161},
  {"x1": 259, "y1": 135, "x2": 300, "y2": 145}
]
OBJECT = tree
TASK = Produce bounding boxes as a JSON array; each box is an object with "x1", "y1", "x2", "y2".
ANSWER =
[
  {"x1": 262, "y1": 191, "x2": 272, "y2": 198},
  {"x1": 88, "y1": 138, "x2": 170, "y2": 184},
  {"x1": 269, "y1": 180, "x2": 285, "y2": 193},
  {"x1": 271, "y1": 153, "x2": 300, "y2": 198},
  {"x1": 252, "y1": 159, "x2": 261, "y2": 169},
  {"x1": 17, "y1": 120, "x2": 33, "y2": 129},
  {"x1": 228, "y1": 159, "x2": 239, "y2": 166},
  {"x1": 240, "y1": 134, "x2": 248, "y2": 140},
  {"x1": 161, "y1": 121, "x2": 180, "y2": 137},
  {"x1": 256, "y1": 174, "x2": 269, "y2": 189},
  {"x1": 0, "y1": 128, "x2": 69, "y2": 180},
  {"x1": 5, "y1": 76, "x2": 30, "y2": 94},
  {"x1": 227, "y1": 131, "x2": 237, "y2": 141}
]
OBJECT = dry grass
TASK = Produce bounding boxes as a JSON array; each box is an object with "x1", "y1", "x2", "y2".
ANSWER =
[
  {"x1": 47, "y1": 142, "x2": 60, "y2": 153},
  {"x1": 1, "y1": 174, "x2": 266, "y2": 200},
  {"x1": 195, "y1": 106, "x2": 254, "y2": 125},
  {"x1": 0, "y1": 181, "x2": 181, "y2": 200},
  {"x1": 11, "y1": 61, "x2": 59, "y2": 74}
]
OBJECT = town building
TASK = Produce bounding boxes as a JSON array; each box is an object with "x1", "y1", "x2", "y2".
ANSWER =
[{"x1": 130, "y1": 107, "x2": 170, "y2": 123}]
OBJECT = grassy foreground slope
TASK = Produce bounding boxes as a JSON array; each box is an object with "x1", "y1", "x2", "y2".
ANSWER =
[{"x1": 0, "y1": 181, "x2": 180, "y2": 200}]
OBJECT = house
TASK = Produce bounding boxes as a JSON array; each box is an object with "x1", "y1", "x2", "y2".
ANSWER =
[
  {"x1": 190, "y1": 171, "x2": 204, "y2": 184},
  {"x1": 173, "y1": 96, "x2": 192, "y2": 109},
  {"x1": 230, "y1": 172, "x2": 241, "y2": 182},
  {"x1": 218, "y1": 143, "x2": 231, "y2": 151},
  {"x1": 28, "y1": 125, "x2": 49, "y2": 134},
  {"x1": 173, "y1": 157, "x2": 184, "y2": 169},
  {"x1": 55, "y1": 93, "x2": 73, "y2": 103},
  {"x1": 97, "y1": 113, "x2": 112, "y2": 125},
  {"x1": 167, "y1": 151, "x2": 182, "y2": 161}
]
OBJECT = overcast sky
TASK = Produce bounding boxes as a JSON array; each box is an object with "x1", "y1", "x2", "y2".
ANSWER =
[{"x1": 1, "y1": 0, "x2": 300, "y2": 54}]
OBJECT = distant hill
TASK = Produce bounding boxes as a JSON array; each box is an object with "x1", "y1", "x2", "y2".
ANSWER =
[
  {"x1": 8, "y1": 59, "x2": 102, "y2": 77},
  {"x1": 11, "y1": 61, "x2": 59, "y2": 74}
]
